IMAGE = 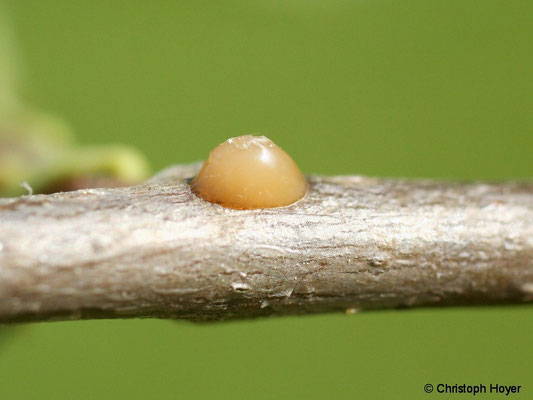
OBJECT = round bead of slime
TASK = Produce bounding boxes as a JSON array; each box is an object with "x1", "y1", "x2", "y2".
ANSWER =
[{"x1": 190, "y1": 135, "x2": 307, "y2": 209}]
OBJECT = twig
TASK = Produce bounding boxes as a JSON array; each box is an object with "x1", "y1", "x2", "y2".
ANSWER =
[{"x1": 0, "y1": 163, "x2": 532, "y2": 323}]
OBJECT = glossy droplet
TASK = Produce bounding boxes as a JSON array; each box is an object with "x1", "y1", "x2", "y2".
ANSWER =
[{"x1": 191, "y1": 135, "x2": 307, "y2": 209}]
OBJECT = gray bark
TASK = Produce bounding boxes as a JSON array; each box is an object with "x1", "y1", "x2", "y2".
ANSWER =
[{"x1": 0, "y1": 163, "x2": 532, "y2": 323}]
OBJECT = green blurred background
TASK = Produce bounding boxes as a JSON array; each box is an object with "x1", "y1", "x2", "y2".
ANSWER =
[{"x1": 1, "y1": 1, "x2": 532, "y2": 399}]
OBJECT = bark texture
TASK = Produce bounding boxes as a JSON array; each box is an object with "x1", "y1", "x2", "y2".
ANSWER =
[{"x1": 0, "y1": 163, "x2": 532, "y2": 323}]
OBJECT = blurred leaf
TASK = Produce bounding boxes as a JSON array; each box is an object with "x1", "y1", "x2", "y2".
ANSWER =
[
  {"x1": 0, "y1": 108, "x2": 151, "y2": 196},
  {"x1": 0, "y1": 7, "x2": 150, "y2": 197}
]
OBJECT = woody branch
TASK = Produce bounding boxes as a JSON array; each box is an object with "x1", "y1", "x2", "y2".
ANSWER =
[{"x1": 0, "y1": 163, "x2": 532, "y2": 323}]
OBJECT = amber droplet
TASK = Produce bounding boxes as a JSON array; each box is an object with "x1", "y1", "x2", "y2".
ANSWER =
[{"x1": 191, "y1": 135, "x2": 307, "y2": 209}]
